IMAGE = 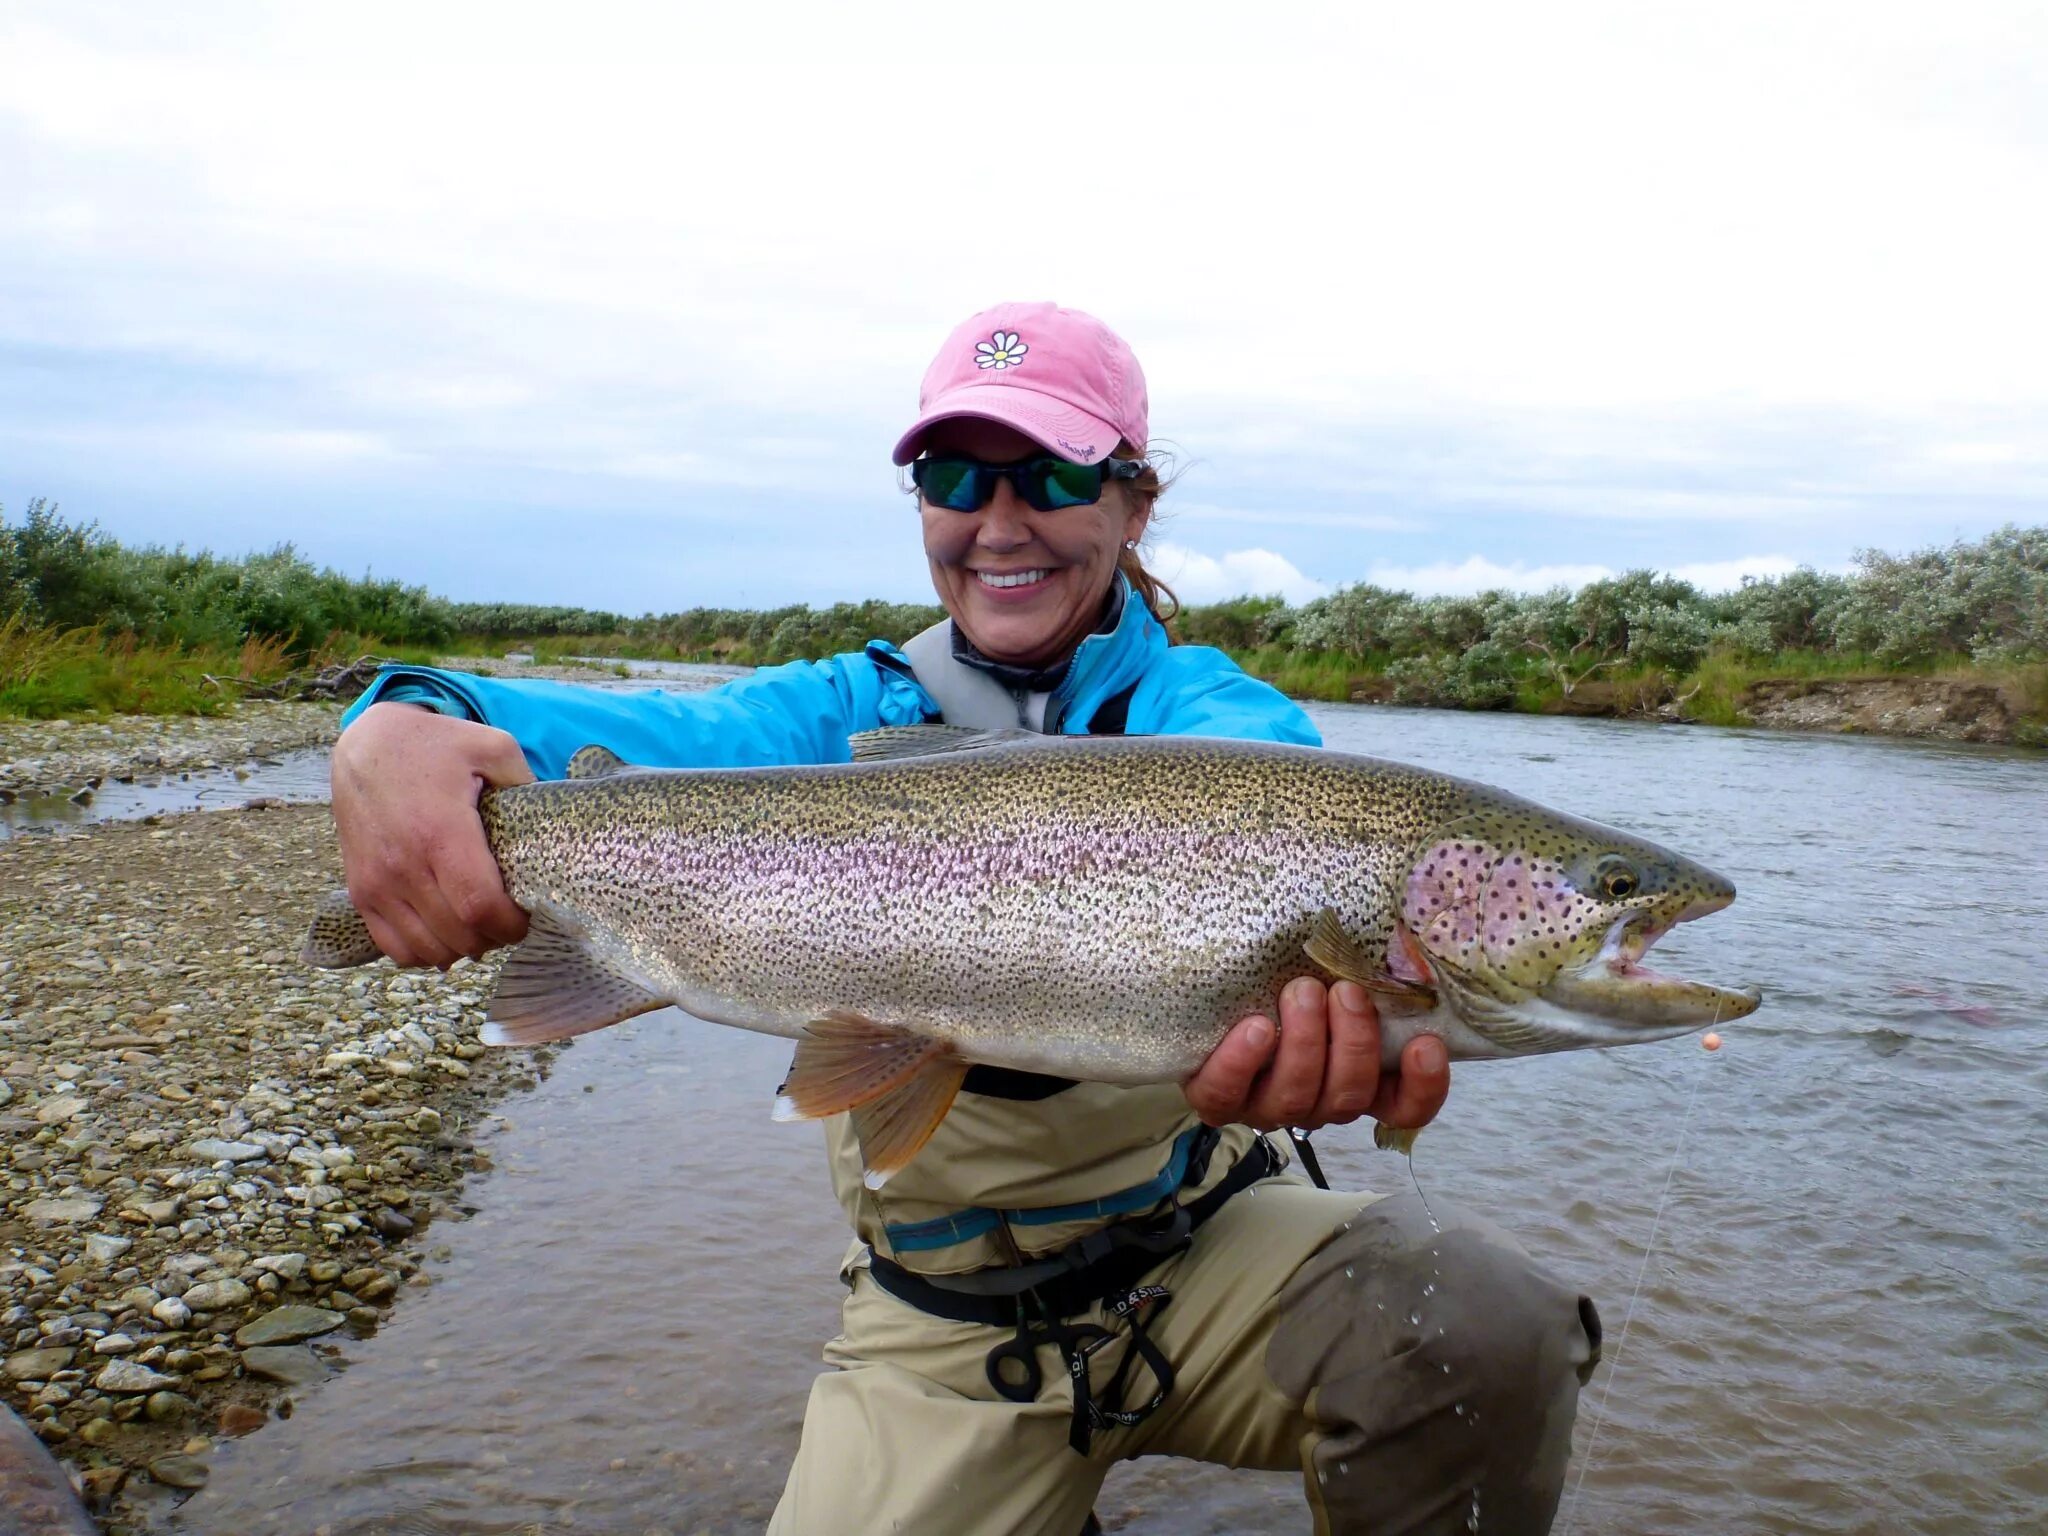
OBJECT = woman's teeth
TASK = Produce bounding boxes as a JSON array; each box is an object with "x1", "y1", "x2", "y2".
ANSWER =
[{"x1": 978, "y1": 570, "x2": 1048, "y2": 589}]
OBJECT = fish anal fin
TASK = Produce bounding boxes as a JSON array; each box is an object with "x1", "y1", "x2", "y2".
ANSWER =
[
  {"x1": 482, "y1": 907, "x2": 670, "y2": 1046},
  {"x1": 1304, "y1": 908, "x2": 1438, "y2": 1009},
  {"x1": 850, "y1": 1055, "x2": 970, "y2": 1189},
  {"x1": 565, "y1": 745, "x2": 638, "y2": 780},
  {"x1": 847, "y1": 725, "x2": 1035, "y2": 762}
]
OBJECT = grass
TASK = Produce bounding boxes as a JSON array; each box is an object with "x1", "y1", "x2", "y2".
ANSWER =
[
  {"x1": 1224, "y1": 644, "x2": 1379, "y2": 702},
  {"x1": 0, "y1": 618, "x2": 388, "y2": 719},
  {"x1": 6, "y1": 618, "x2": 2043, "y2": 748}
]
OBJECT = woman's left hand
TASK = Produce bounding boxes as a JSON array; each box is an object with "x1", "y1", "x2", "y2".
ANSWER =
[{"x1": 1182, "y1": 977, "x2": 1450, "y2": 1134}]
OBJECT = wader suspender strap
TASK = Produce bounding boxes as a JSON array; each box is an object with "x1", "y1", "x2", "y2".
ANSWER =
[
  {"x1": 867, "y1": 1130, "x2": 1285, "y2": 1454},
  {"x1": 899, "y1": 621, "x2": 1141, "y2": 1104},
  {"x1": 884, "y1": 624, "x2": 1212, "y2": 1455}
]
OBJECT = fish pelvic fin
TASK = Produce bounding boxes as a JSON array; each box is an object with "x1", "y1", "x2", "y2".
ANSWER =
[
  {"x1": 301, "y1": 890, "x2": 386, "y2": 969},
  {"x1": 771, "y1": 1011, "x2": 967, "y2": 1188},
  {"x1": 1304, "y1": 908, "x2": 1438, "y2": 1009},
  {"x1": 481, "y1": 907, "x2": 670, "y2": 1046},
  {"x1": 564, "y1": 744, "x2": 638, "y2": 780},
  {"x1": 847, "y1": 725, "x2": 1035, "y2": 762}
]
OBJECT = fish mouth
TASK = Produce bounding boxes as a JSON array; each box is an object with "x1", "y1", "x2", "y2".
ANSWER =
[{"x1": 1542, "y1": 909, "x2": 1762, "y2": 1033}]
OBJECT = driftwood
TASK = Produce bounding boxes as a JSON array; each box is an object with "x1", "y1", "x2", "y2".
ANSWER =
[{"x1": 200, "y1": 655, "x2": 385, "y2": 704}]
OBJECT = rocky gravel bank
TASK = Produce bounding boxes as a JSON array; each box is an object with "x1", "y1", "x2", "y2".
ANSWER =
[
  {"x1": 0, "y1": 704, "x2": 344, "y2": 801},
  {"x1": 1, "y1": 805, "x2": 542, "y2": 1530}
]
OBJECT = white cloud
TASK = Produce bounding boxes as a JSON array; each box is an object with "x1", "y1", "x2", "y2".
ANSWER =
[
  {"x1": 1147, "y1": 542, "x2": 1329, "y2": 605},
  {"x1": 1359, "y1": 553, "x2": 1815, "y2": 597},
  {"x1": 1361, "y1": 557, "x2": 1620, "y2": 597},
  {"x1": 1665, "y1": 556, "x2": 1808, "y2": 589}
]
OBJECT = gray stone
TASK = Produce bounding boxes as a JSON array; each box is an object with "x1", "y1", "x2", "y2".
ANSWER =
[
  {"x1": 22, "y1": 1196, "x2": 102, "y2": 1223},
  {"x1": 147, "y1": 1454, "x2": 210, "y2": 1490},
  {"x1": 151, "y1": 1296, "x2": 193, "y2": 1328},
  {"x1": 92, "y1": 1333, "x2": 138, "y2": 1355},
  {"x1": 233, "y1": 1304, "x2": 345, "y2": 1347},
  {"x1": 95, "y1": 1358, "x2": 178, "y2": 1393},
  {"x1": 238, "y1": 1345, "x2": 331, "y2": 1387},
  {"x1": 5, "y1": 1346, "x2": 75, "y2": 1381},
  {"x1": 181, "y1": 1279, "x2": 253, "y2": 1312},
  {"x1": 187, "y1": 1139, "x2": 267, "y2": 1163},
  {"x1": 84, "y1": 1233, "x2": 134, "y2": 1264}
]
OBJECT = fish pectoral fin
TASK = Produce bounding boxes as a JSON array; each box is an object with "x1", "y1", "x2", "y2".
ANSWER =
[
  {"x1": 772, "y1": 1012, "x2": 967, "y2": 1188},
  {"x1": 1304, "y1": 908, "x2": 1438, "y2": 1009},
  {"x1": 1373, "y1": 1123, "x2": 1422, "y2": 1157},
  {"x1": 847, "y1": 725, "x2": 1036, "y2": 762},
  {"x1": 564, "y1": 744, "x2": 640, "y2": 779},
  {"x1": 481, "y1": 907, "x2": 670, "y2": 1046},
  {"x1": 300, "y1": 889, "x2": 385, "y2": 969}
]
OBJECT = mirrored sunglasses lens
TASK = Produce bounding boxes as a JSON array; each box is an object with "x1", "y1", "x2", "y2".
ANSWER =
[
  {"x1": 917, "y1": 460, "x2": 985, "y2": 511},
  {"x1": 1031, "y1": 460, "x2": 1106, "y2": 509}
]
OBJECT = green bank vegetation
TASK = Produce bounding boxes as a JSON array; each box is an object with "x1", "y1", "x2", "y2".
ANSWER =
[{"x1": 3, "y1": 499, "x2": 2043, "y2": 742}]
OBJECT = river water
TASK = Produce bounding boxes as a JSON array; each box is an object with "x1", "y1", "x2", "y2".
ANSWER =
[{"x1": 147, "y1": 698, "x2": 2044, "y2": 1536}]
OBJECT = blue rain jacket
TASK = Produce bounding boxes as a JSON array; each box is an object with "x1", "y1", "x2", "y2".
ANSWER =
[{"x1": 339, "y1": 576, "x2": 1320, "y2": 773}]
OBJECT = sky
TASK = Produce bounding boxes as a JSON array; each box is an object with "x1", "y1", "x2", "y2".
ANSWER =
[{"x1": 3, "y1": 2, "x2": 2045, "y2": 612}]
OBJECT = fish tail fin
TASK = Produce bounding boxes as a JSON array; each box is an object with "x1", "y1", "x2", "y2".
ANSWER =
[
  {"x1": 300, "y1": 890, "x2": 386, "y2": 969},
  {"x1": 772, "y1": 1011, "x2": 967, "y2": 1187}
]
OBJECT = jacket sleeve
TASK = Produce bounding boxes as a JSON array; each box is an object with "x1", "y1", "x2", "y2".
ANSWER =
[
  {"x1": 337, "y1": 645, "x2": 937, "y2": 780},
  {"x1": 1125, "y1": 645, "x2": 1323, "y2": 747}
]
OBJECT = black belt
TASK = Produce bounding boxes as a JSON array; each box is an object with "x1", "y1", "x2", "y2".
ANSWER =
[{"x1": 865, "y1": 1131, "x2": 1285, "y2": 1454}]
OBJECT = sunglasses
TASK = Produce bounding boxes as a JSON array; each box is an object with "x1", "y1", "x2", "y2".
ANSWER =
[{"x1": 912, "y1": 453, "x2": 1147, "y2": 513}]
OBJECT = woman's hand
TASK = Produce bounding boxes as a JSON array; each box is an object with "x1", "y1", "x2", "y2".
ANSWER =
[
  {"x1": 1182, "y1": 978, "x2": 1450, "y2": 1135},
  {"x1": 329, "y1": 701, "x2": 535, "y2": 969}
]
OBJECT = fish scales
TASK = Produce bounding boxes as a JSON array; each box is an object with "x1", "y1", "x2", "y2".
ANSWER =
[
  {"x1": 484, "y1": 738, "x2": 1503, "y2": 1080},
  {"x1": 307, "y1": 730, "x2": 1760, "y2": 1183}
]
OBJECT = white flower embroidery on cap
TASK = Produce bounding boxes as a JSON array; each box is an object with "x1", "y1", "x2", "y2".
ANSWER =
[{"x1": 974, "y1": 331, "x2": 1028, "y2": 370}]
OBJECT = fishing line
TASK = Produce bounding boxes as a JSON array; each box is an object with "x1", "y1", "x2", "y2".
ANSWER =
[{"x1": 1557, "y1": 1012, "x2": 1719, "y2": 1536}]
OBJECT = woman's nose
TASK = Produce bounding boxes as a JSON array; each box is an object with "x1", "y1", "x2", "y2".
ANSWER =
[{"x1": 974, "y1": 480, "x2": 1033, "y2": 547}]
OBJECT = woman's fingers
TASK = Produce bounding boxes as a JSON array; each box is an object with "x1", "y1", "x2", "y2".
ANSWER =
[
  {"x1": 1371, "y1": 1034, "x2": 1452, "y2": 1130},
  {"x1": 330, "y1": 703, "x2": 533, "y2": 967},
  {"x1": 1242, "y1": 978, "x2": 1331, "y2": 1129},
  {"x1": 1308, "y1": 979, "x2": 1382, "y2": 1127},
  {"x1": 1183, "y1": 1014, "x2": 1278, "y2": 1127}
]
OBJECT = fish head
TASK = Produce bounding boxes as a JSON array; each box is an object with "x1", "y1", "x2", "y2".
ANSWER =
[{"x1": 1398, "y1": 801, "x2": 1761, "y2": 1053}]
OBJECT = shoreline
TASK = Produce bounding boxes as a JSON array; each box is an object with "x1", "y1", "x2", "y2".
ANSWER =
[{"x1": 0, "y1": 805, "x2": 545, "y2": 1531}]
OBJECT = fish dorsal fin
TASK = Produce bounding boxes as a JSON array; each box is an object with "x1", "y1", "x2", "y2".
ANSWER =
[
  {"x1": 771, "y1": 1010, "x2": 968, "y2": 1187},
  {"x1": 1304, "y1": 908, "x2": 1438, "y2": 1009},
  {"x1": 565, "y1": 745, "x2": 638, "y2": 780},
  {"x1": 847, "y1": 725, "x2": 1036, "y2": 762},
  {"x1": 481, "y1": 907, "x2": 671, "y2": 1046}
]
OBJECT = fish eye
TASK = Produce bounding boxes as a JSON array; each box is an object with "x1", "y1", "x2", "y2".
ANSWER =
[{"x1": 1596, "y1": 855, "x2": 1640, "y2": 900}]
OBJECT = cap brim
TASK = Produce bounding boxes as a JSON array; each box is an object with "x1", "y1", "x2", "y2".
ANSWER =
[{"x1": 891, "y1": 381, "x2": 1120, "y2": 465}]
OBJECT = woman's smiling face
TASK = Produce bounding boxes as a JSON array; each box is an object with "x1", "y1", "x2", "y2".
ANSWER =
[{"x1": 917, "y1": 419, "x2": 1150, "y2": 669}]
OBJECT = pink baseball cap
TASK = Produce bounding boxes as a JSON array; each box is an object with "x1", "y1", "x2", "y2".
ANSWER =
[{"x1": 891, "y1": 301, "x2": 1150, "y2": 467}]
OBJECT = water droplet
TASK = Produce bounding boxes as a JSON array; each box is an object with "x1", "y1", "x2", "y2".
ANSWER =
[
  {"x1": 1407, "y1": 1310, "x2": 1421, "y2": 1325},
  {"x1": 1441, "y1": 1362, "x2": 1452, "y2": 1374},
  {"x1": 1454, "y1": 1403, "x2": 1465, "y2": 1416},
  {"x1": 1338, "y1": 1461, "x2": 1350, "y2": 1477},
  {"x1": 1344, "y1": 1264, "x2": 1355, "y2": 1279},
  {"x1": 1423, "y1": 1283, "x2": 1437, "y2": 1295}
]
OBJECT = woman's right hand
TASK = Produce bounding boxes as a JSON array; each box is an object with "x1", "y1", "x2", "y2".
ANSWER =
[{"x1": 330, "y1": 701, "x2": 536, "y2": 968}]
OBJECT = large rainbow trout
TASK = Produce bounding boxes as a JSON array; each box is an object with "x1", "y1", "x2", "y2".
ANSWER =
[{"x1": 304, "y1": 727, "x2": 1761, "y2": 1185}]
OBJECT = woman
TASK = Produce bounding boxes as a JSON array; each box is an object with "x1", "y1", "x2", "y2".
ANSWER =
[{"x1": 330, "y1": 302, "x2": 1600, "y2": 1535}]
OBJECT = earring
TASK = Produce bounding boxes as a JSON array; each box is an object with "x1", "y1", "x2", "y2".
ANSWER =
[{"x1": 1124, "y1": 540, "x2": 1138, "y2": 550}]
